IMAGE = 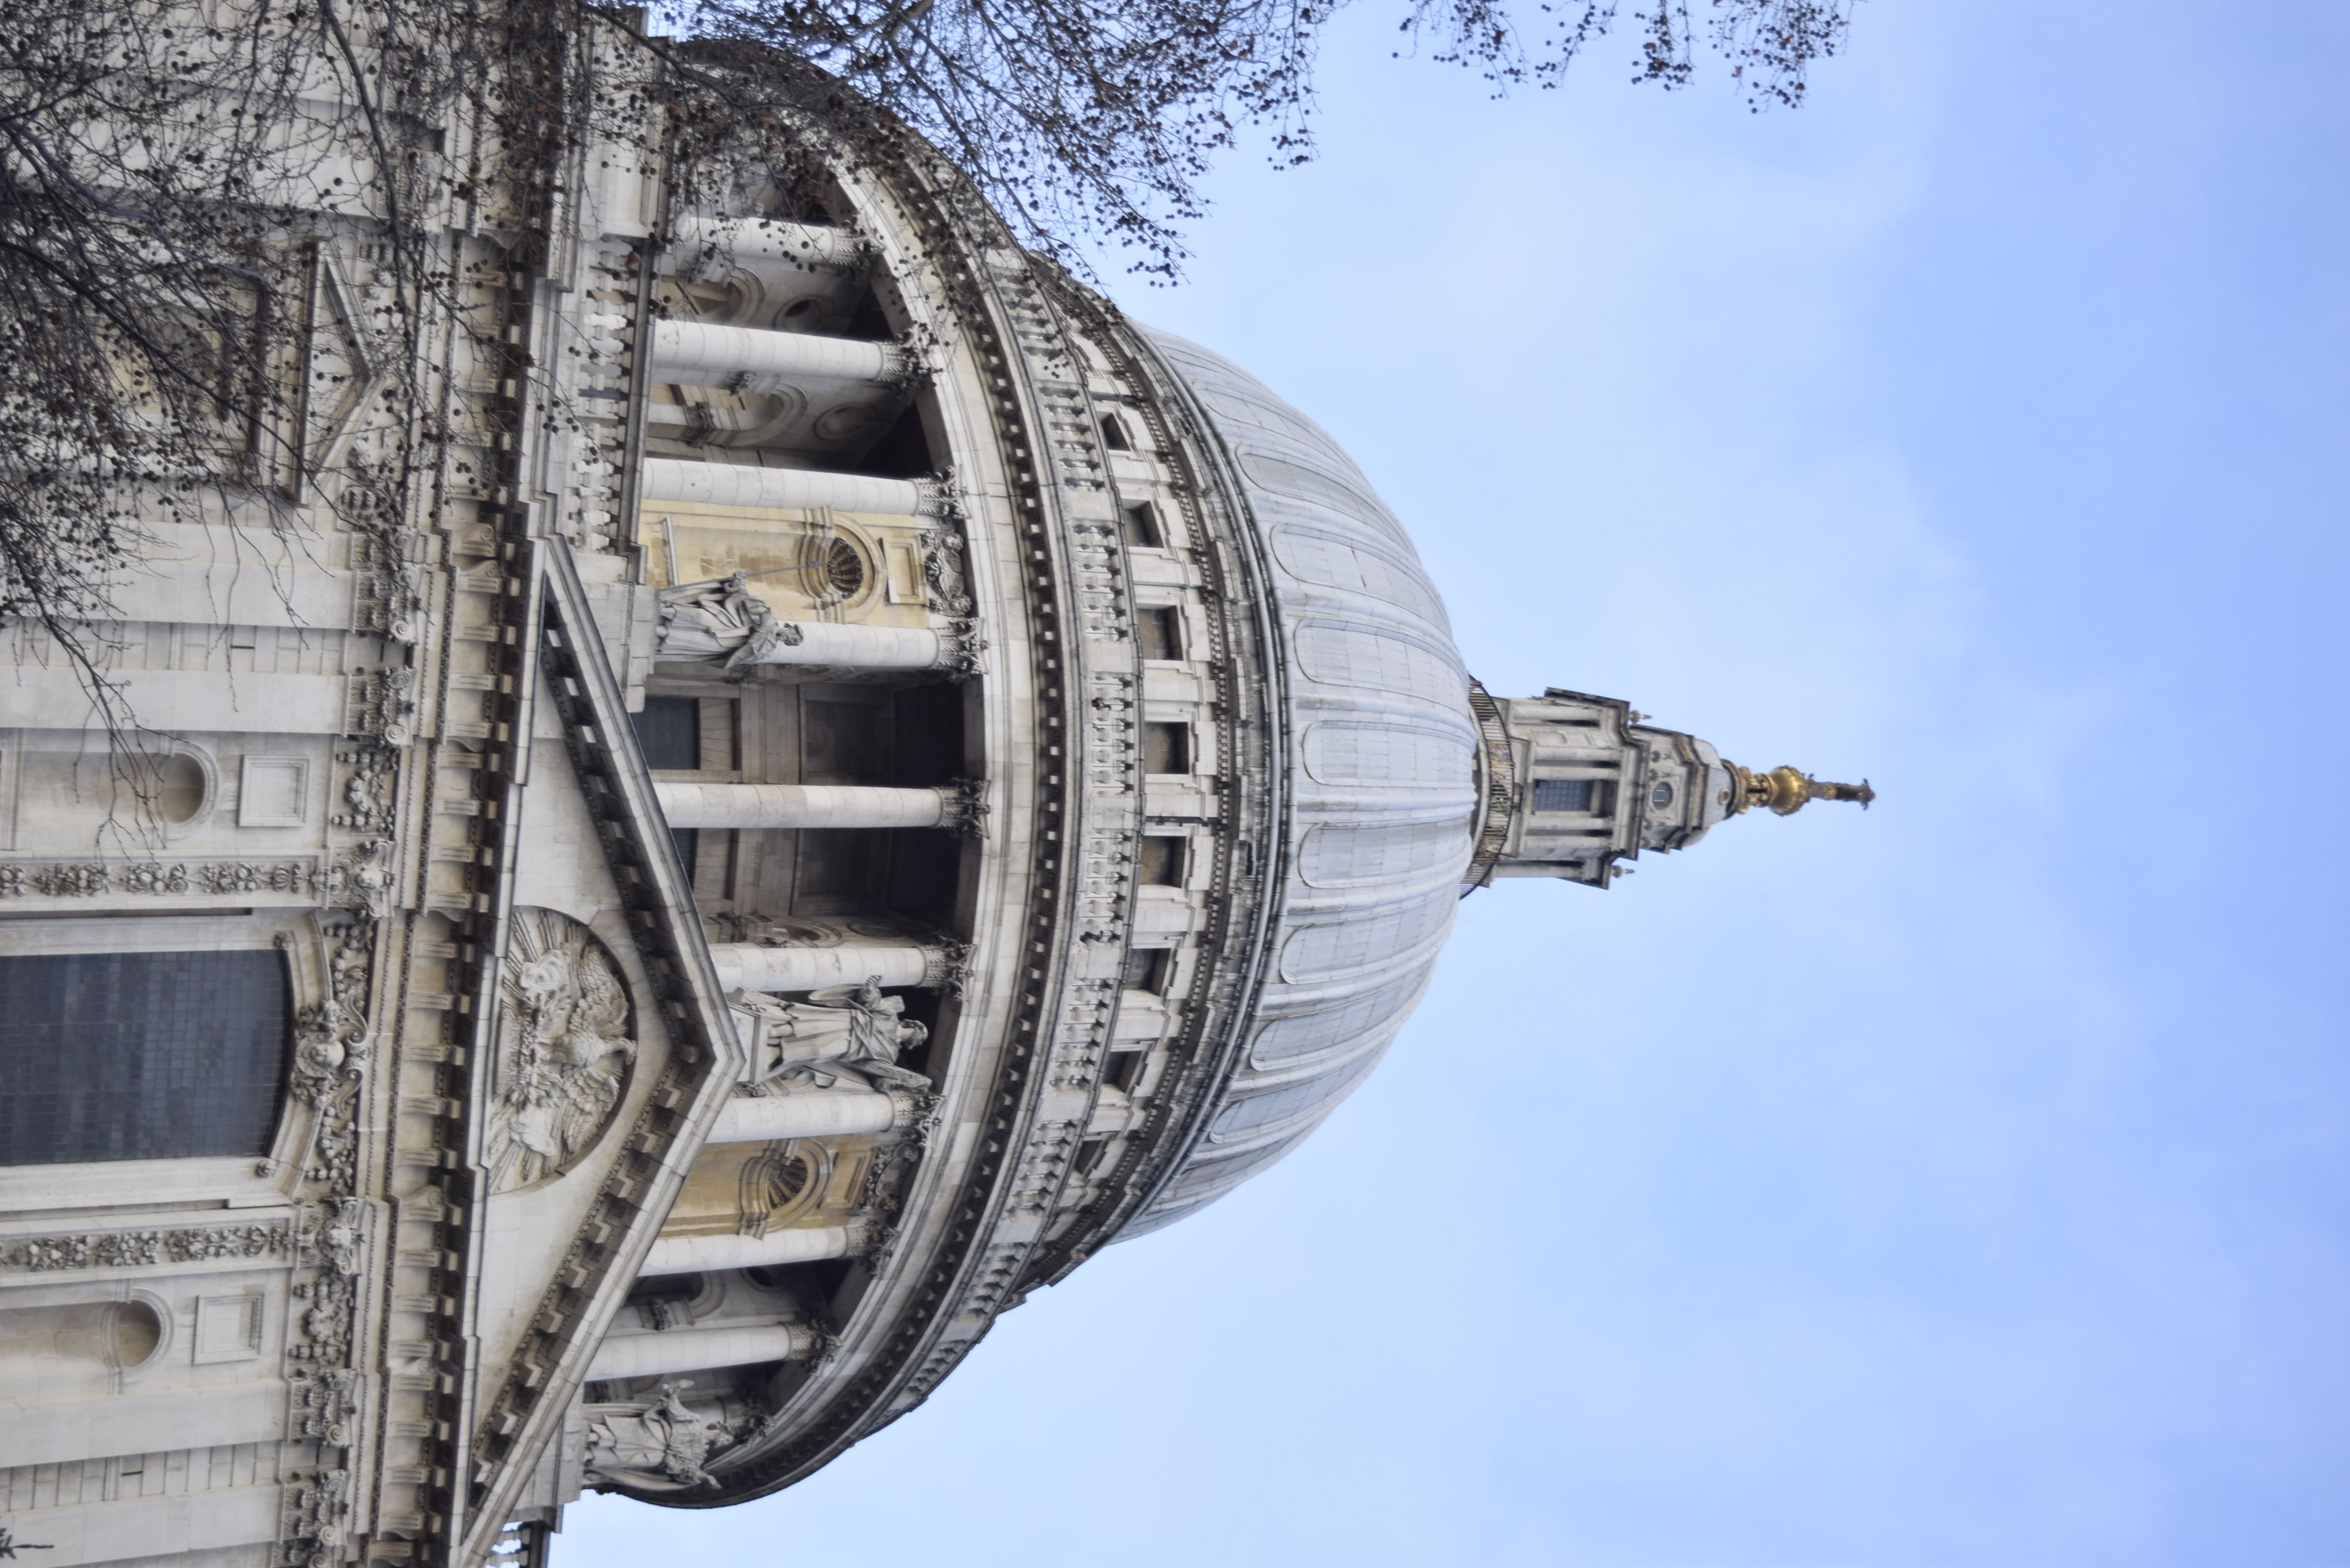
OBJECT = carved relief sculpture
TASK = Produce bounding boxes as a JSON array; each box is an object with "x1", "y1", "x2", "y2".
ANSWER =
[
  {"x1": 582, "y1": 1380, "x2": 734, "y2": 1491},
  {"x1": 655, "y1": 571, "x2": 803, "y2": 672},
  {"x1": 486, "y1": 909, "x2": 638, "y2": 1192},
  {"x1": 731, "y1": 979, "x2": 931, "y2": 1092}
]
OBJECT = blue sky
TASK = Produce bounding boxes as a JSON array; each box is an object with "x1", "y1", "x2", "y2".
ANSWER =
[{"x1": 563, "y1": 3, "x2": 2349, "y2": 1562}]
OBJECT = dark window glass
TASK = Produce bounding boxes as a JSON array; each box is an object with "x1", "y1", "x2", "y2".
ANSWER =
[
  {"x1": 0, "y1": 950, "x2": 289, "y2": 1166},
  {"x1": 1099, "y1": 414, "x2": 1132, "y2": 451},
  {"x1": 1142, "y1": 723, "x2": 1190, "y2": 775},
  {"x1": 803, "y1": 699, "x2": 885, "y2": 780},
  {"x1": 1121, "y1": 504, "x2": 1161, "y2": 549},
  {"x1": 1139, "y1": 836, "x2": 1186, "y2": 886},
  {"x1": 1534, "y1": 778, "x2": 1599, "y2": 813},
  {"x1": 1138, "y1": 607, "x2": 1183, "y2": 662},
  {"x1": 632, "y1": 697, "x2": 700, "y2": 771},
  {"x1": 1651, "y1": 781, "x2": 1675, "y2": 806}
]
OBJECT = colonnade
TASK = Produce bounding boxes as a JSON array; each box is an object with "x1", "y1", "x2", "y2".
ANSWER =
[{"x1": 597, "y1": 232, "x2": 977, "y2": 1388}]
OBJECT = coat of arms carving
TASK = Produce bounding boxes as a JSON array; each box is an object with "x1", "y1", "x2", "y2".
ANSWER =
[{"x1": 486, "y1": 908, "x2": 638, "y2": 1193}]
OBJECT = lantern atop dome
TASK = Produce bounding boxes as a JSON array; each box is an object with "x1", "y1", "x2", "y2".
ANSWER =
[{"x1": 1465, "y1": 686, "x2": 1872, "y2": 892}]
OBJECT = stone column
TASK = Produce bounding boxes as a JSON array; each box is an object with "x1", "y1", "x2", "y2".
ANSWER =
[
  {"x1": 659, "y1": 616, "x2": 970, "y2": 672},
  {"x1": 639, "y1": 457, "x2": 953, "y2": 518},
  {"x1": 636, "y1": 1223, "x2": 869, "y2": 1278},
  {"x1": 707, "y1": 1088, "x2": 907, "y2": 1144},
  {"x1": 670, "y1": 214, "x2": 865, "y2": 275},
  {"x1": 649, "y1": 320, "x2": 919, "y2": 391},
  {"x1": 653, "y1": 780, "x2": 985, "y2": 835},
  {"x1": 586, "y1": 1321, "x2": 822, "y2": 1381},
  {"x1": 710, "y1": 940, "x2": 963, "y2": 993}
]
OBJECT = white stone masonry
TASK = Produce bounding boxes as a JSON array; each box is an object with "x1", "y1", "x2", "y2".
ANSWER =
[
  {"x1": 637, "y1": 1227, "x2": 854, "y2": 1277},
  {"x1": 653, "y1": 781, "x2": 952, "y2": 831},
  {"x1": 587, "y1": 1321, "x2": 822, "y2": 1381},
  {"x1": 708, "y1": 940, "x2": 936, "y2": 992},
  {"x1": 650, "y1": 320, "x2": 910, "y2": 390},
  {"x1": 706, "y1": 1088, "x2": 901, "y2": 1143},
  {"x1": 639, "y1": 457, "x2": 930, "y2": 516}
]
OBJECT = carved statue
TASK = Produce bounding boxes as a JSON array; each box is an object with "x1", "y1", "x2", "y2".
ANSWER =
[
  {"x1": 656, "y1": 571, "x2": 803, "y2": 673},
  {"x1": 582, "y1": 1379, "x2": 733, "y2": 1491},
  {"x1": 732, "y1": 978, "x2": 930, "y2": 1093},
  {"x1": 487, "y1": 910, "x2": 638, "y2": 1192}
]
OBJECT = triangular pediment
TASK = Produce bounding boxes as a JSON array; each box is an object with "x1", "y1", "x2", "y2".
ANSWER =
[{"x1": 450, "y1": 540, "x2": 741, "y2": 1554}]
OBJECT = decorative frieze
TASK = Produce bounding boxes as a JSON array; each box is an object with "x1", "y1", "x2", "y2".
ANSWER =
[
  {"x1": 0, "y1": 851, "x2": 390, "y2": 905},
  {"x1": 0, "y1": 1222, "x2": 296, "y2": 1272}
]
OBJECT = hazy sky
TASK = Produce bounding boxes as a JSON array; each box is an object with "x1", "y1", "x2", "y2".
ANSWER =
[{"x1": 563, "y1": 3, "x2": 2349, "y2": 1562}]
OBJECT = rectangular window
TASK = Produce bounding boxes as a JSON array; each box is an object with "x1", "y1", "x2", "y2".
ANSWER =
[
  {"x1": 1121, "y1": 947, "x2": 1171, "y2": 994},
  {"x1": 0, "y1": 950, "x2": 289, "y2": 1166},
  {"x1": 1139, "y1": 835, "x2": 1188, "y2": 886},
  {"x1": 1533, "y1": 778, "x2": 1615, "y2": 814},
  {"x1": 632, "y1": 696, "x2": 700, "y2": 771},
  {"x1": 1142, "y1": 722, "x2": 1191, "y2": 775},
  {"x1": 1121, "y1": 503, "x2": 1162, "y2": 549},
  {"x1": 1137, "y1": 606, "x2": 1184, "y2": 662}
]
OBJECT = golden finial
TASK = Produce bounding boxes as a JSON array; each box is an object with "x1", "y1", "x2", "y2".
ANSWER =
[{"x1": 1729, "y1": 764, "x2": 1875, "y2": 816}]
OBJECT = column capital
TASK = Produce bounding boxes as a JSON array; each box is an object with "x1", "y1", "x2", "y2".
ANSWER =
[
  {"x1": 917, "y1": 937, "x2": 974, "y2": 995},
  {"x1": 934, "y1": 617, "x2": 986, "y2": 676},
  {"x1": 883, "y1": 1085, "x2": 937, "y2": 1134},
  {"x1": 912, "y1": 468, "x2": 962, "y2": 520},
  {"x1": 877, "y1": 336, "x2": 931, "y2": 390},
  {"x1": 936, "y1": 778, "x2": 988, "y2": 839}
]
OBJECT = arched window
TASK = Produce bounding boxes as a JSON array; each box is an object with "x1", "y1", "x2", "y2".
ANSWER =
[{"x1": 0, "y1": 949, "x2": 291, "y2": 1165}]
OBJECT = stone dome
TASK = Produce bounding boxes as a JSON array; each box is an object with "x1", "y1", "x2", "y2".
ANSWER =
[{"x1": 1119, "y1": 329, "x2": 1480, "y2": 1236}]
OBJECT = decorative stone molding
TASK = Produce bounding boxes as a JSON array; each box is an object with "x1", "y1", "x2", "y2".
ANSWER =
[
  {"x1": 0, "y1": 1222, "x2": 295, "y2": 1272},
  {"x1": 280, "y1": 1467, "x2": 354, "y2": 1566},
  {"x1": 331, "y1": 743, "x2": 397, "y2": 834},
  {"x1": 291, "y1": 1366, "x2": 363, "y2": 1449},
  {"x1": 916, "y1": 526, "x2": 973, "y2": 616},
  {"x1": 350, "y1": 663, "x2": 420, "y2": 746},
  {"x1": 288, "y1": 1197, "x2": 368, "y2": 1367},
  {"x1": 0, "y1": 855, "x2": 389, "y2": 903}
]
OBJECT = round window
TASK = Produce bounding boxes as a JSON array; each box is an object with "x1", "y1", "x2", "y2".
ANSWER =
[
  {"x1": 819, "y1": 537, "x2": 866, "y2": 598},
  {"x1": 154, "y1": 751, "x2": 207, "y2": 824},
  {"x1": 1651, "y1": 781, "x2": 1675, "y2": 808}
]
